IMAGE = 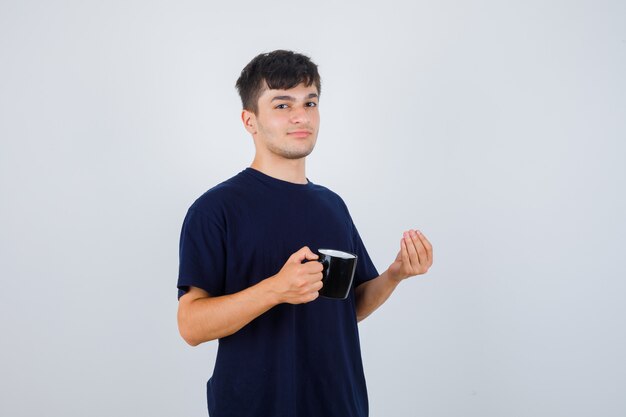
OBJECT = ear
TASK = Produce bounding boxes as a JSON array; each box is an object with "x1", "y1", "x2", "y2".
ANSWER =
[{"x1": 241, "y1": 109, "x2": 257, "y2": 135}]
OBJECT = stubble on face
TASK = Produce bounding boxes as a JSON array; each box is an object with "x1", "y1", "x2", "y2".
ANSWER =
[
  {"x1": 261, "y1": 130, "x2": 316, "y2": 160},
  {"x1": 253, "y1": 83, "x2": 320, "y2": 161}
]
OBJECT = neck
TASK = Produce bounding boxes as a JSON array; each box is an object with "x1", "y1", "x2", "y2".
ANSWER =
[{"x1": 250, "y1": 154, "x2": 308, "y2": 185}]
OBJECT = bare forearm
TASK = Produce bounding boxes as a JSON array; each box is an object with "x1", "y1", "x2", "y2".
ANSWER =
[
  {"x1": 355, "y1": 269, "x2": 401, "y2": 322},
  {"x1": 178, "y1": 247, "x2": 325, "y2": 346},
  {"x1": 178, "y1": 279, "x2": 279, "y2": 346}
]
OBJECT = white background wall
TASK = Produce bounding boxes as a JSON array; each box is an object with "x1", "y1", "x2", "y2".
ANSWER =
[{"x1": 1, "y1": 1, "x2": 625, "y2": 416}]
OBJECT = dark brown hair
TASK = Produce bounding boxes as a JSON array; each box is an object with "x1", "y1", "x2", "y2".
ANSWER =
[{"x1": 235, "y1": 50, "x2": 321, "y2": 114}]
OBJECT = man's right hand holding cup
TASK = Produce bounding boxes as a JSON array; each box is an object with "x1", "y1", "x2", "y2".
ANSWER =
[{"x1": 269, "y1": 246, "x2": 324, "y2": 304}]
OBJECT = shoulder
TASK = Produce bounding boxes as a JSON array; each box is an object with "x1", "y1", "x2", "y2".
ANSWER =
[
  {"x1": 308, "y1": 182, "x2": 351, "y2": 214},
  {"x1": 313, "y1": 183, "x2": 344, "y2": 201},
  {"x1": 187, "y1": 171, "x2": 250, "y2": 216}
]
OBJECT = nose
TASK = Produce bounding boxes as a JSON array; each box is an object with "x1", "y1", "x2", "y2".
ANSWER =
[{"x1": 289, "y1": 106, "x2": 309, "y2": 124}]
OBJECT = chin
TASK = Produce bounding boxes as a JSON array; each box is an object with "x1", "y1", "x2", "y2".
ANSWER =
[
  {"x1": 284, "y1": 150, "x2": 314, "y2": 160},
  {"x1": 282, "y1": 146, "x2": 315, "y2": 159},
  {"x1": 270, "y1": 141, "x2": 316, "y2": 160}
]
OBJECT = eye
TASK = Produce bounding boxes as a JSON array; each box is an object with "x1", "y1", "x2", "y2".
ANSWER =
[
  {"x1": 306, "y1": 102, "x2": 317, "y2": 107},
  {"x1": 275, "y1": 103, "x2": 289, "y2": 109}
]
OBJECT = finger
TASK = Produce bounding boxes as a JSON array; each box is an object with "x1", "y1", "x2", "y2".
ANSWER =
[
  {"x1": 311, "y1": 279, "x2": 324, "y2": 291},
  {"x1": 303, "y1": 246, "x2": 319, "y2": 261},
  {"x1": 400, "y1": 236, "x2": 411, "y2": 269},
  {"x1": 404, "y1": 231, "x2": 421, "y2": 267},
  {"x1": 305, "y1": 291, "x2": 320, "y2": 303},
  {"x1": 410, "y1": 230, "x2": 427, "y2": 266},
  {"x1": 416, "y1": 230, "x2": 433, "y2": 266},
  {"x1": 303, "y1": 261, "x2": 324, "y2": 275},
  {"x1": 293, "y1": 246, "x2": 318, "y2": 263}
]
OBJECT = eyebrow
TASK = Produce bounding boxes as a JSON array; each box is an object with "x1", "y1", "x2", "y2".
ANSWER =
[{"x1": 271, "y1": 93, "x2": 319, "y2": 102}]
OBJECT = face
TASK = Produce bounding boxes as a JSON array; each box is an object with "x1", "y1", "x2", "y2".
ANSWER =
[{"x1": 242, "y1": 83, "x2": 320, "y2": 160}]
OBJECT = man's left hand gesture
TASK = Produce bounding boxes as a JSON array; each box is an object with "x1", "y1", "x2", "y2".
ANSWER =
[{"x1": 388, "y1": 229, "x2": 433, "y2": 282}]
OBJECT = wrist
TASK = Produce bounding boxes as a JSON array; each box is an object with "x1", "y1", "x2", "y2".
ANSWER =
[
  {"x1": 261, "y1": 275, "x2": 284, "y2": 306},
  {"x1": 385, "y1": 269, "x2": 404, "y2": 285}
]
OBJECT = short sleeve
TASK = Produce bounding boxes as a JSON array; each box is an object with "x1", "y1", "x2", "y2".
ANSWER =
[
  {"x1": 177, "y1": 208, "x2": 227, "y2": 299},
  {"x1": 351, "y1": 222, "x2": 379, "y2": 286}
]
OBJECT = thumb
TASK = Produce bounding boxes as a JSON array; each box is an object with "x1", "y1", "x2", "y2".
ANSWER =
[{"x1": 291, "y1": 246, "x2": 319, "y2": 263}]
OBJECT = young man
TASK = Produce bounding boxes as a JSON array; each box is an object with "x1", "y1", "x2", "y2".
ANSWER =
[{"x1": 177, "y1": 50, "x2": 433, "y2": 417}]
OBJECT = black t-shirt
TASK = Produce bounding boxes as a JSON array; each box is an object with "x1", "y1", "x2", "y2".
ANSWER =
[{"x1": 178, "y1": 168, "x2": 379, "y2": 417}]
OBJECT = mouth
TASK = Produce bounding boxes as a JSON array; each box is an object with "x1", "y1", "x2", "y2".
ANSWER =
[{"x1": 287, "y1": 130, "x2": 313, "y2": 138}]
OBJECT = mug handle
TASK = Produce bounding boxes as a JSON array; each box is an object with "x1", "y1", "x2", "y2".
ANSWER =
[{"x1": 301, "y1": 255, "x2": 330, "y2": 273}]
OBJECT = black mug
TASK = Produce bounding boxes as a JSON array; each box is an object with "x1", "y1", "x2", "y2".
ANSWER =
[{"x1": 308, "y1": 249, "x2": 358, "y2": 300}]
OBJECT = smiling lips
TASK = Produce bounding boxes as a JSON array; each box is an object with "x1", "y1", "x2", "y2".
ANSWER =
[{"x1": 287, "y1": 130, "x2": 313, "y2": 138}]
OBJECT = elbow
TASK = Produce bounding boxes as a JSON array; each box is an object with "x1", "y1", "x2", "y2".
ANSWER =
[
  {"x1": 182, "y1": 330, "x2": 200, "y2": 347},
  {"x1": 178, "y1": 312, "x2": 217, "y2": 346},
  {"x1": 177, "y1": 307, "x2": 203, "y2": 347},
  {"x1": 185, "y1": 337, "x2": 201, "y2": 347},
  {"x1": 356, "y1": 312, "x2": 369, "y2": 323},
  {"x1": 178, "y1": 321, "x2": 200, "y2": 346},
  {"x1": 177, "y1": 296, "x2": 222, "y2": 345}
]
